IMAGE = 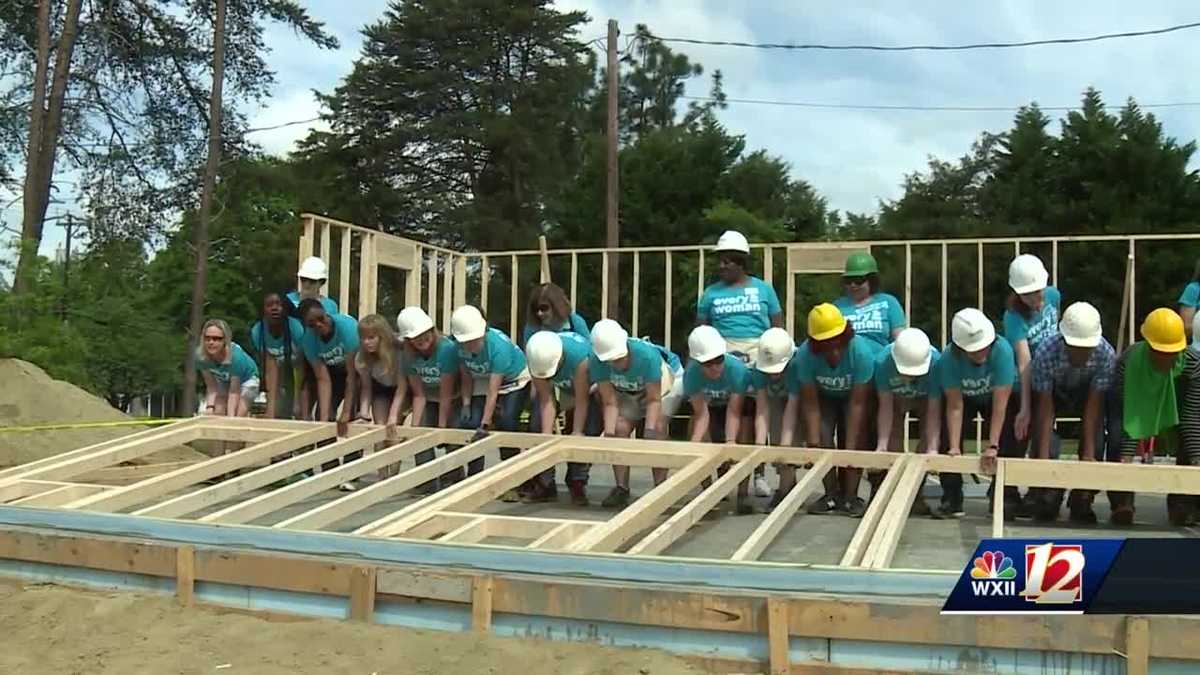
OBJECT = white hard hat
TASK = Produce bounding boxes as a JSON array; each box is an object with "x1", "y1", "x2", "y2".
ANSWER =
[
  {"x1": 1059, "y1": 302, "x2": 1102, "y2": 348},
  {"x1": 526, "y1": 331, "x2": 564, "y2": 379},
  {"x1": 396, "y1": 306, "x2": 434, "y2": 340},
  {"x1": 450, "y1": 305, "x2": 487, "y2": 342},
  {"x1": 893, "y1": 327, "x2": 933, "y2": 376},
  {"x1": 591, "y1": 319, "x2": 629, "y2": 362},
  {"x1": 714, "y1": 230, "x2": 750, "y2": 254},
  {"x1": 298, "y1": 256, "x2": 329, "y2": 281},
  {"x1": 1008, "y1": 254, "x2": 1049, "y2": 294},
  {"x1": 951, "y1": 308, "x2": 996, "y2": 353},
  {"x1": 688, "y1": 325, "x2": 727, "y2": 363},
  {"x1": 756, "y1": 327, "x2": 795, "y2": 374}
]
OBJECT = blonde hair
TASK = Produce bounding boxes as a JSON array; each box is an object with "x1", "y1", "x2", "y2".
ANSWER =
[
  {"x1": 195, "y1": 319, "x2": 233, "y2": 364},
  {"x1": 358, "y1": 314, "x2": 399, "y2": 379}
]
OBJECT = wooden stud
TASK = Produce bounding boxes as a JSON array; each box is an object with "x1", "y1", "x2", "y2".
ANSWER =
[
  {"x1": 407, "y1": 246, "x2": 423, "y2": 308},
  {"x1": 298, "y1": 215, "x2": 315, "y2": 293},
  {"x1": 732, "y1": 455, "x2": 833, "y2": 562},
  {"x1": 785, "y1": 255, "x2": 796, "y2": 338},
  {"x1": 134, "y1": 428, "x2": 390, "y2": 519},
  {"x1": 767, "y1": 596, "x2": 789, "y2": 675},
  {"x1": 763, "y1": 246, "x2": 773, "y2": 284},
  {"x1": 340, "y1": 226, "x2": 352, "y2": 310},
  {"x1": 940, "y1": 243, "x2": 948, "y2": 347},
  {"x1": 319, "y1": 221, "x2": 331, "y2": 274},
  {"x1": 1129, "y1": 239, "x2": 1137, "y2": 347},
  {"x1": 510, "y1": 255, "x2": 519, "y2": 339},
  {"x1": 527, "y1": 522, "x2": 594, "y2": 551},
  {"x1": 696, "y1": 249, "x2": 704, "y2": 304},
  {"x1": 443, "y1": 253, "x2": 454, "y2": 333},
  {"x1": 1125, "y1": 616, "x2": 1149, "y2": 675},
  {"x1": 480, "y1": 254, "x2": 489, "y2": 312},
  {"x1": 359, "y1": 232, "x2": 376, "y2": 317},
  {"x1": 348, "y1": 566, "x2": 377, "y2": 622},
  {"x1": 175, "y1": 545, "x2": 195, "y2": 606},
  {"x1": 903, "y1": 243, "x2": 912, "y2": 320},
  {"x1": 664, "y1": 251, "x2": 673, "y2": 347},
  {"x1": 863, "y1": 458, "x2": 926, "y2": 569},
  {"x1": 428, "y1": 250, "x2": 439, "y2": 328},
  {"x1": 601, "y1": 251, "x2": 609, "y2": 319},
  {"x1": 569, "y1": 252, "x2": 578, "y2": 308},
  {"x1": 471, "y1": 575, "x2": 494, "y2": 632},
  {"x1": 1051, "y1": 239, "x2": 1058, "y2": 287},
  {"x1": 568, "y1": 449, "x2": 729, "y2": 553},
  {"x1": 628, "y1": 448, "x2": 768, "y2": 556},
  {"x1": 840, "y1": 454, "x2": 909, "y2": 567},
  {"x1": 976, "y1": 241, "x2": 984, "y2": 310},
  {"x1": 201, "y1": 431, "x2": 448, "y2": 526},
  {"x1": 631, "y1": 252, "x2": 640, "y2": 336},
  {"x1": 992, "y1": 459, "x2": 1005, "y2": 538},
  {"x1": 439, "y1": 517, "x2": 490, "y2": 544},
  {"x1": 454, "y1": 256, "x2": 467, "y2": 308},
  {"x1": 64, "y1": 426, "x2": 335, "y2": 513},
  {"x1": 1014, "y1": 240, "x2": 1020, "y2": 257}
]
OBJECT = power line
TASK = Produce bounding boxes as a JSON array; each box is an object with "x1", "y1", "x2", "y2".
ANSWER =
[
  {"x1": 645, "y1": 20, "x2": 1200, "y2": 52},
  {"x1": 682, "y1": 95, "x2": 1200, "y2": 113}
]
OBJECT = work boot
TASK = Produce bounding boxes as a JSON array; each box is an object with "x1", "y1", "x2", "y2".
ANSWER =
[
  {"x1": 806, "y1": 493, "x2": 840, "y2": 515},
  {"x1": 1110, "y1": 505, "x2": 1135, "y2": 526},
  {"x1": 1033, "y1": 489, "x2": 1063, "y2": 523},
  {"x1": 521, "y1": 481, "x2": 558, "y2": 504},
  {"x1": 1067, "y1": 491, "x2": 1097, "y2": 524},
  {"x1": 601, "y1": 485, "x2": 630, "y2": 509},
  {"x1": 840, "y1": 496, "x2": 867, "y2": 518},
  {"x1": 567, "y1": 479, "x2": 589, "y2": 507},
  {"x1": 933, "y1": 499, "x2": 965, "y2": 520}
]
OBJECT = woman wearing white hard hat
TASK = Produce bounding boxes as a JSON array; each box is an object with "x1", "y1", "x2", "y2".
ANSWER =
[
  {"x1": 683, "y1": 326, "x2": 756, "y2": 514},
  {"x1": 289, "y1": 256, "x2": 340, "y2": 316},
  {"x1": 450, "y1": 305, "x2": 531, "y2": 500},
  {"x1": 398, "y1": 307, "x2": 461, "y2": 491},
  {"x1": 750, "y1": 328, "x2": 803, "y2": 510},
  {"x1": 697, "y1": 229, "x2": 783, "y2": 497},
  {"x1": 527, "y1": 330, "x2": 602, "y2": 506},
  {"x1": 872, "y1": 327, "x2": 943, "y2": 516},
  {"x1": 1029, "y1": 302, "x2": 1118, "y2": 523},
  {"x1": 589, "y1": 318, "x2": 686, "y2": 508},
  {"x1": 1003, "y1": 254, "x2": 1061, "y2": 444},
  {"x1": 938, "y1": 308, "x2": 1018, "y2": 519}
]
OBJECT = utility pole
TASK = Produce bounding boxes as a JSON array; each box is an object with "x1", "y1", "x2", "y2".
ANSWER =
[
  {"x1": 60, "y1": 212, "x2": 74, "y2": 322},
  {"x1": 605, "y1": 19, "x2": 620, "y2": 320}
]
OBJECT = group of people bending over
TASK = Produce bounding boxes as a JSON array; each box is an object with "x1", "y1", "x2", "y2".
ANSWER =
[{"x1": 192, "y1": 231, "x2": 1200, "y2": 526}]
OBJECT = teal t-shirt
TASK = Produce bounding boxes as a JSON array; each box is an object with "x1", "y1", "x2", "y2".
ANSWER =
[
  {"x1": 1180, "y1": 281, "x2": 1200, "y2": 308},
  {"x1": 196, "y1": 342, "x2": 259, "y2": 383},
  {"x1": 939, "y1": 336, "x2": 1017, "y2": 400},
  {"x1": 874, "y1": 344, "x2": 943, "y2": 400},
  {"x1": 794, "y1": 335, "x2": 879, "y2": 398},
  {"x1": 521, "y1": 312, "x2": 591, "y2": 346},
  {"x1": 683, "y1": 353, "x2": 751, "y2": 405},
  {"x1": 458, "y1": 328, "x2": 527, "y2": 382},
  {"x1": 546, "y1": 331, "x2": 592, "y2": 391},
  {"x1": 249, "y1": 318, "x2": 305, "y2": 364},
  {"x1": 750, "y1": 356, "x2": 801, "y2": 400},
  {"x1": 697, "y1": 277, "x2": 782, "y2": 339},
  {"x1": 589, "y1": 339, "x2": 665, "y2": 393},
  {"x1": 286, "y1": 291, "x2": 339, "y2": 316},
  {"x1": 833, "y1": 292, "x2": 906, "y2": 347},
  {"x1": 1002, "y1": 286, "x2": 1061, "y2": 353},
  {"x1": 300, "y1": 313, "x2": 359, "y2": 368},
  {"x1": 408, "y1": 335, "x2": 461, "y2": 393}
]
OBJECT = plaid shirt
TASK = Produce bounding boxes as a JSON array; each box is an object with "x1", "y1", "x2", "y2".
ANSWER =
[{"x1": 1031, "y1": 336, "x2": 1116, "y2": 394}]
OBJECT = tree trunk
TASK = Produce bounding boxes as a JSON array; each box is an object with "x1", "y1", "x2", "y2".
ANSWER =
[
  {"x1": 180, "y1": 0, "x2": 227, "y2": 416},
  {"x1": 15, "y1": 0, "x2": 84, "y2": 295}
]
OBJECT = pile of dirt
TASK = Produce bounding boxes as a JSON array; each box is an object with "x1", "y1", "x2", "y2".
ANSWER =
[
  {"x1": 0, "y1": 582, "x2": 702, "y2": 675},
  {"x1": 0, "y1": 359, "x2": 204, "y2": 468}
]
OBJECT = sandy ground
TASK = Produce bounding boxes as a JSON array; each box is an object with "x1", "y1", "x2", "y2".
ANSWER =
[{"x1": 0, "y1": 581, "x2": 702, "y2": 675}]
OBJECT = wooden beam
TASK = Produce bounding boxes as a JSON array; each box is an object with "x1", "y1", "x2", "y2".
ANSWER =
[
  {"x1": 480, "y1": 254, "x2": 489, "y2": 312},
  {"x1": 768, "y1": 596, "x2": 789, "y2": 675},
  {"x1": 276, "y1": 434, "x2": 506, "y2": 531},
  {"x1": 631, "y1": 251, "x2": 640, "y2": 336},
  {"x1": 863, "y1": 457, "x2": 927, "y2": 569},
  {"x1": 732, "y1": 455, "x2": 833, "y2": 562},
  {"x1": 64, "y1": 426, "x2": 335, "y2": 513},
  {"x1": 628, "y1": 448, "x2": 768, "y2": 556},
  {"x1": 0, "y1": 426, "x2": 201, "y2": 485},
  {"x1": 527, "y1": 522, "x2": 593, "y2": 551},
  {"x1": 403, "y1": 513, "x2": 476, "y2": 540},
  {"x1": 696, "y1": 249, "x2": 704, "y2": 304},
  {"x1": 569, "y1": 252, "x2": 577, "y2": 307},
  {"x1": 77, "y1": 461, "x2": 198, "y2": 485},
  {"x1": 664, "y1": 251, "x2": 673, "y2": 347},
  {"x1": 454, "y1": 255, "x2": 467, "y2": 308},
  {"x1": 319, "y1": 221, "x2": 331, "y2": 274},
  {"x1": 538, "y1": 235, "x2": 550, "y2": 283},
  {"x1": 439, "y1": 516, "x2": 490, "y2": 544},
  {"x1": 472, "y1": 575, "x2": 494, "y2": 632},
  {"x1": 600, "y1": 251, "x2": 609, "y2": 319},
  {"x1": 1126, "y1": 616, "x2": 1149, "y2": 675},
  {"x1": 200, "y1": 431, "x2": 448, "y2": 526},
  {"x1": 198, "y1": 425, "x2": 298, "y2": 443},
  {"x1": 339, "y1": 226, "x2": 352, "y2": 310},
  {"x1": 560, "y1": 447, "x2": 698, "y2": 469},
  {"x1": 175, "y1": 545, "x2": 195, "y2": 606},
  {"x1": 428, "y1": 250, "x2": 439, "y2": 327},
  {"x1": 0, "y1": 418, "x2": 201, "y2": 482},
  {"x1": 840, "y1": 454, "x2": 909, "y2": 567},
  {"x1": 134, "y1": 427, "x2": 390, "y2": 519},
  {"x1": 442, "y1": 253, "x2": 454, "y2": 335},
  {"x1": 992, "y1": 459, "x2": 1005, "y2": 537},
  {"x1": 11, "y1": 483, "x2": 110, "y2": 507},
  {"x1": 510, "y1": 255, "x2": 519, "y2": 338},
  {"x1": 568, "y1": 450, "x2": 728, "y2": 554},
  {"x1": 1003, "y1": 456, "x2": 1200, "y2": 493},
  {"x1": 348, "y1": 566, "x2": 377, "y2": 622}
]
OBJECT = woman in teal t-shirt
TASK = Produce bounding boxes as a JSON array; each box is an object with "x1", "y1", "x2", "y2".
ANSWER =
[
  {"x1": 1178, "y1": 261, "x2": 1200, "y2": 341},
  {"x1": 195, "y1": 318, "x2": 259, "y2": 418},
  {"x1": 248, "y1": 291, "x2": 305, "y2": 419},
  {"x1": 1003, "y1": 254, "x2": 1061, "y2": 449},
  {"x1": 832, "y1": 251, "x2": 906, "y2": 348}
]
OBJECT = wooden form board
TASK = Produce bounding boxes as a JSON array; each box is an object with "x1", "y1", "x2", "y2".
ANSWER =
[{"x1": 5, "y1": 418, "x2": 1200, "y2": 571}]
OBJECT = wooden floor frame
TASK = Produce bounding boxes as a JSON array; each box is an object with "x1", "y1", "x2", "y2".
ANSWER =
[{"x1": 4, "y1": 417, "x2": 1200, "y2": 571}]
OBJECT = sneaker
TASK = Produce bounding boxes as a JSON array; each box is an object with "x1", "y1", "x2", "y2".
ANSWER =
[
  {"x1": 601, "y1": 486, "x2": 630, "y2": 509},
  {"x1": 499, "y1": 489, "x2": 522, "y2": 503},
  {"x1": 806, "y1": 494, "x2": 839, "y2": 515},
  {"x1": 567, "y1": 480, "x2": 589, "y2": 507},
  {"x1": 840, "y1": 496, "x2": 867, "y2": 518},
  {"x1": 338, "y1": 481, "x2": 358, "y2": 492},
  {"x1": 933, "y1": 501, "x2": 965, "y2": 519},
  {"x1": 753, "y1": 475, "x2": 772, "y2": 498},
  {"x1": 521, "y1": 481, "x2": 558, "y2": 504}
]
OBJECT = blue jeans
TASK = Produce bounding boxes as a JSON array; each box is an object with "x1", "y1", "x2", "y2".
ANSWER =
[
  {"x1": 458, "y1": 387, "x2": 530, "y2": 475},
  {"x1": 414, "y1": 399, "x2": 460, "y2": 466}
]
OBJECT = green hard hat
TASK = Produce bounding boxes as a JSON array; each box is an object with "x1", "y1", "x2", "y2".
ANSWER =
[{"x1": 844, "y1": 252, "x2": 878, "y2": 276}]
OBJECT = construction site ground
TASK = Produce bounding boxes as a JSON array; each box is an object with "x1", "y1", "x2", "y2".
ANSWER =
[{"x1": 0, "y1": 580, "x2": 700, "y2": 675}]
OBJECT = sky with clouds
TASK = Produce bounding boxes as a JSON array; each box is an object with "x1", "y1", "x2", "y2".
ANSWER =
[{"x1": 11, "y1": 1, "x2": 1200, "y2": 258}]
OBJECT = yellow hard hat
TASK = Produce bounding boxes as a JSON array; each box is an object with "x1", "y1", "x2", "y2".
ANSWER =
[
  {"x1": 808, "y1": 303, "x2": 847, "y2": 341},
  {"x1": 1141, "y1": 308, "x2": 1187, "y2": 352}
]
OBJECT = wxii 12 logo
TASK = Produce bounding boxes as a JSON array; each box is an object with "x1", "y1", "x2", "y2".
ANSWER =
[{"x1": 970, "y1": 543, "x2": 1083, "y2": 603}]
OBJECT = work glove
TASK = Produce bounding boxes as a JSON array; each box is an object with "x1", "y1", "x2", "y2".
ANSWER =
[
  {"x1": 458, "y1": 406, "x2": 473, "y2": 428},
  {"x1": 470, "y1": 426, "x2": 490, "y2": 443}
]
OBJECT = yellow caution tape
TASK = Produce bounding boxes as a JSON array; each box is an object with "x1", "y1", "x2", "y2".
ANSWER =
[{"x1": 0, "y1": 418, "x2": 185, "y2": 433}]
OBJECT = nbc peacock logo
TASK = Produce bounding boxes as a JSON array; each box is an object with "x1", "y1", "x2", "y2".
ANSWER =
[{"x1": 970, "y1": 550, "x2": 1017, "y2": 596}]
